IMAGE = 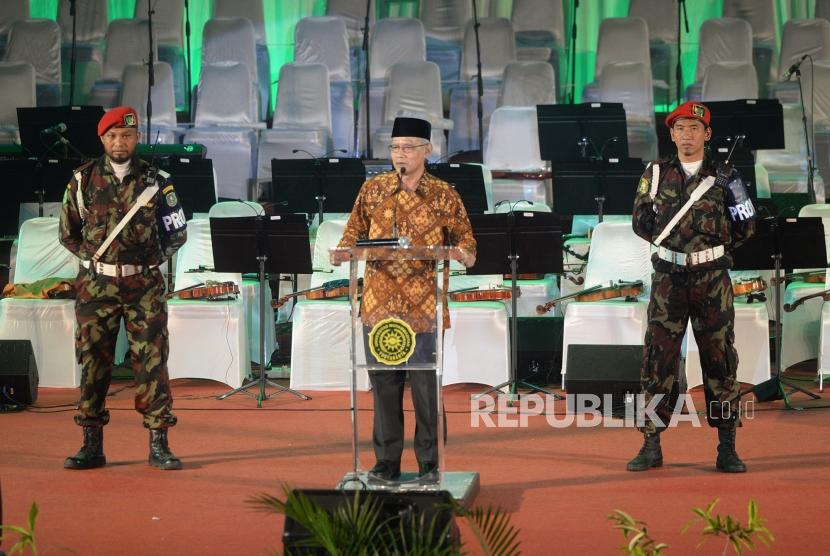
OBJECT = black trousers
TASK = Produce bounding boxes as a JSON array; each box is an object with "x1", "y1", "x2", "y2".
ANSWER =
[{"x1": 364, "y1": 329, "x2": 445, "y2": 465}]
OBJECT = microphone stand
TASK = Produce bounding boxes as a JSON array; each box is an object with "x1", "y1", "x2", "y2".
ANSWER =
[
  {"x1": 362, "y1": 0, "x2": 372, "y2": 158},
  {"x1": 146, "y1": 1, "x2": 156, "y2": 141},
  {"x1": 675, "y1": 0, "x2": 689, "y2": 104},
  {"x1": 68, "y1": 0, "x2": 78, "y2": 104},
  {"x1": 794, "y1": 59, "x2": 818, "y2": 204},
  {"x1": 567, "y1": 0, "x2": 579, "y2": 104},
  {"x1": 183, "y1": 0, "x2": 193, "y2": 115},
  {"x1": 472, "y1": 0, "x2": 484, "y2": 153}
]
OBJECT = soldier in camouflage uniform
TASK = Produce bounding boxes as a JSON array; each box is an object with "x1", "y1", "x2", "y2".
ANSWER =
[
  {"x1": 629, "y1": 102, "x2": 755, "y2": 473},
  {"x1": 59, "y1": 106, "x2": 187, "y2": 470}
]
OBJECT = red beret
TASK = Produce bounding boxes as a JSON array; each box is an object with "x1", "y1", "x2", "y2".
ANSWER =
[
  {"x1": 665, "y1": 101, "x2": 711, "y2": 128},
  {"x1": 98, "y1": 106, "x2": 138, "y2": 136}
]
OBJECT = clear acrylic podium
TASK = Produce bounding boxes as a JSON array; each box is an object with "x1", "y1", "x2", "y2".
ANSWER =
[{"x1": 332, "y1": 244, "x2": 479, "y2": 504}]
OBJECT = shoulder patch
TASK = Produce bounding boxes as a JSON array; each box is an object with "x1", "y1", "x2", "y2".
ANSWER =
[
  {"x1": 162, "y1": 185, "x2": 175, "y2": 195},
  {"x1": 637, "y1": 177, "x2": 650, "y2": 194},
  {"x1": 165, "y1": 191, "x2": 178, "y2": 207}
]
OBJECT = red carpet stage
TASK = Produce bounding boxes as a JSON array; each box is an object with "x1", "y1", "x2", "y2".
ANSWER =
[{"x1": 2, "y1": 379, "x2": 829, "y2": 555}]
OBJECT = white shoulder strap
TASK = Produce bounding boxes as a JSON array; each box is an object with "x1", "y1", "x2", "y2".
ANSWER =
[
  {"x1": 74, "y1": 170, "x2": 89, "y2": 220},
  {"x1": 653, "y1": 176, "x2": 715, "y2": 247},
  {"x1": 649, "y1": 163, "x2": 660, "y2": 200},
  {"x1": 92, "y1": 185, "x2": 159, "y2": 262}
]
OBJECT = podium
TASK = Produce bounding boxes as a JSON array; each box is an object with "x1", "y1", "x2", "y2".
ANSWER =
[{"x1": 331, "y1": 244, "x2": 479, "y2": 505}]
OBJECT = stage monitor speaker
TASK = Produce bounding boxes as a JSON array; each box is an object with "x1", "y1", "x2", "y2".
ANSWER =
[
  {"x1": 282, "y1": 489, "x2": 459, "y2": 554},
  {"x1": 565, "y1": 344, "x2": 642, "y2": 414},
  {"x1": 517, "y1": 317, "x2": 563, "y2": 386},
  {"x1": 0, "y1": 339, "x2": 38, "y2": 405}
]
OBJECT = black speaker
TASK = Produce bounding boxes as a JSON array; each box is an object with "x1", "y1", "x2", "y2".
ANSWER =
[
  {"x1": 282, "y1": 489, "x2": 459, "y2": 554},
  {"x1": 516, "y1": 317, "x2": 563, "y2": 386},
  {"x1": 0, "y1": 340, "x2": 38, "y2": 405},
  {"x1": 565, "y1": 344, "x2": 642, "y2": 413}
]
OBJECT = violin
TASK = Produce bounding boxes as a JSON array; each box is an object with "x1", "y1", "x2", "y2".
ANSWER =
[
  {"x1": 449, "y1": 286, "x2": 517, "y2": 302},
  {"x1": 783, "y1": 288, "x2": 830, "y2": 312},
  {"x1": 503, "y1": 273, "x2": 545, "y2": 280},
  {"x1": 170, "y1": 281, "x2": 240, "y2": 301},
  {"x1": 732, "y1": 277, "x2": 767, "y2": 297},
  {"x1": 536, "y1": 280, "x2": 644, "y2": 314},
  {"x1": 271, "y1": 278, "x2": 361, "y2": 308},
  {"x1": 771, "y1": 270, "x2": 826, "y2": 286}
]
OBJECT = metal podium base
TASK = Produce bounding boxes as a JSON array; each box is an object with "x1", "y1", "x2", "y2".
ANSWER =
[{"x1": 337, "y1": 471, "x2": 480, "y2": 507}]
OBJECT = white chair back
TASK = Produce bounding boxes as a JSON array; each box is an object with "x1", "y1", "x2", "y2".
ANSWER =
[
  {"x1": 0, "y1": 0, "x2": 29, "y2": 42},
  {"x1": 57, "y1": 0, "x2": 107, "y2": 44},
  {"x1": 370, "y1": 18, "x2": 426, "y2": 80},
  {"x1": 779, "y1": 19, "x2": 830, "y2": 75},
  {"x1": 383, "y1": 61, "x2": 444, "y2": 124},
  {"x1": 511, "y1": 0, "x2": 564, "y2": 44},
  {"x1": 628, "y1": 0, "x2": 677, "y2": 44},
  {"x1": 0, "y1": 61, "x2": 35, "y2": 127},
  {"x1": 498, "y1": 61, "x2": 555, "y2": 107},
  {"x1": 326, "y1": 0, "x2": 376, "y2": 49},
  {"x1": 702, "y1": 62, "x2": 758, "y2": 101},
  {"x1": 598, "y1": 61, "x2": 654, "y2": 124},
  {"x1": 101, "y1": 19, "x2": 156, "y2": 81},
  {"x1": 294, "y1": 17, "x2": 351, "y2": 83},
  {"x1": 594, "y1": 17, "x2": 651, "y2": 80},
  {"x1": 120, "y1": 62, "x2": 177, "y2": 128},
  {"x1": 202, "y1": 17, "x2": 257, "y2": 84},
  {"x1": 797, "y1": 204, "x2": 830, "y2": 277},
  {"x1": 274, "y1": 63, "x2": 332, "y2": 131},
  {"x1": 4, "y1": 19, "x2": 61, "y2": 85},
  {"x1": 134, "y1": 0, "x2": 183, "y2": 48},
  {"x1": 695, "y1": 18, "x2": 753, "y2": 83},
  {"x1": 419, "y1": 0, "x2": 472, "y2": 43},
  {"x1": 484, "y1": 106, "x2": 543, "y2": 171},
  {"x1": 460, "y1": 17, "x2": 515, "y2": 80},
  {"x1": 582, "y1": 220, "x2": 652, "y2": 295},
  {"x1": 195, "y1": 62, "x2": 258, "y2": 126},
  {"x1": 722, "y1": 0, "x2": 777, "y2": 46},
  {"x1": 214, "y1": 0, "x2": 266, "y2": 45},
  {"x1": 14, "y1": 217, "x2": 79, "y2": 284}
]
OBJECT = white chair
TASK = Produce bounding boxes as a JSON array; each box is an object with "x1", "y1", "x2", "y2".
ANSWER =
[
  {"x1": 326, "y1": 0, "x2": 376, "y2": 49},
  {"x1": 0, "y1": 0, "x2": 29, "y2": 50},
  {"x1": 497, "y1": 61, "x2": 556, "y2": 107},
  {"x1": 0, "y1": 217, "x2": 80, "y2": 387},
  {"x1": 4, "y1": 19, "x2": 62, "y2": 106},
  {"x1": 819, "y1": 0, "x2": 830, "y2": 21},
  {"x1": 213, "y1": 0, "x2": 271, "y2": 119},
  {"x1": 686, "y1": 18, "x2": 753, "y2": 101},
  {"x1": 201, "y1": 17, "x2": 261, "y2": 121},
  {"x1": 88, "y1": 19, "x2": 156, "y2": 109},
  {"x1": 419, "y1": 0, "x2": 471, "y2": 84},
  {"x1": 805, "y1": 61, "x2": 830, "y2": 197},
  {"x1": 483, "y1": 106, "x2": 550, "y2": 207},
  {"x1": 561, "y1": 220, "x2": 651, "y2": 386},
  {"x1": 769, "y1": 19, "x2": 830, "y2": 104},
  {"x1": 57, "y1": 0, "x2": 107, "y2": 103},
  {"x1": 372, "y1": 61, "x2": 452, "y2": 160},
  {"x1": 119, "y1": 62, "x2": 180, "y2": 144},
  {"x1": 701, "y1": 62, "x2": 759, "y2": 102},
  {"x1": 628, "y1": 0, "x2": 678, "y2": 105},
  {"x1": 134, "y1": 0, "x2": 186, "y2": 109},
  {"x1": 598, "y1": 61, "x2": 658, "y2": 162},
  {"x1": 722, "y1": 0, "x2": 778, "y2": 97},
  {"x1": 167, "y1": 218, "x2": 250, "y2": 387},
  {"x1": 780, "y1": 205, "x2": 830, "y2": 371},
  {"x1": 257, "y1": 63, "x2": 333, "y2": 178},
  {"x1": 294, "y1": 17, "x2": 355, "y2": 155},
  {"x1": 449, "y1": 17, "x2": 516, "y2": 153},
  {"x1": 0, "y1": 61, "x2": 35, "y2": 144},
  {"x1": 511, "y1": 0, "x2": 564, "y2": 62},
  {"x1": 581, "y1": 18, "x2": 651, "y2": 103}
]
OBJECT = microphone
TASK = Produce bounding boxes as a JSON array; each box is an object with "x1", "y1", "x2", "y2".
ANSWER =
[
  {"x1": 40, "y1": 123, "x2": 67, "y2": 135},
  {"x1": 578, "y1": 137, "x2": 588, "y2": 158},
  {"x1": 782, "y1": 54, "x2": 808, "y2": 81}
]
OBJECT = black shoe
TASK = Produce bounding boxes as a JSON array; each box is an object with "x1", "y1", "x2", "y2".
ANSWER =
[
  {"x1": 368, "y1": 460, "x2": 401, "y2": 481},
  {"x1": 64, "y1": 426, "x2": 106, "y2": 470},
  {"x1": 149, "y1": 429, "x2": 183, "y2": 470},
  {"x1": 716, "y1": 425, "x2": 747, "y2": 473},
  {"x1": 626, "y1": 432, "x2": 663, "y2": 472}
]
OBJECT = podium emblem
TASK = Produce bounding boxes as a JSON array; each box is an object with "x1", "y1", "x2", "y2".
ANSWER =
[{"x1": 369, "y1": 318, "x2": 416, "y2": 365}]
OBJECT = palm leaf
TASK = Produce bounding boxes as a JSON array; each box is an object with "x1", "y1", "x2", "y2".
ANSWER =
[{"x1": 457, "y1": 504, "x2": 521, "y2": 556}]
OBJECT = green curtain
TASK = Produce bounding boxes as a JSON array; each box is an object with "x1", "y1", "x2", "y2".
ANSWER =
[{"x1": 27, "y1": 0, "x2": 824, "y2": 111}]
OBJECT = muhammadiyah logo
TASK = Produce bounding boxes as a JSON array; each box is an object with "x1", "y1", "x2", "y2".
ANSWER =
[
  {"x1": 369, "y1": 318, "x2": 416, "y2": 365},
  {"x1": 123, "y1": 113, "x2": 136, "y2": 127}
]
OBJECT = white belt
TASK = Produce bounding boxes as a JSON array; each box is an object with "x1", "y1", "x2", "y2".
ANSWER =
[
  {"x1": 657, "y1": 245, "x2": 725, "y2": 267},
  {"x1": 81, "y1": 260, "x2": 155, "y2": 278}
]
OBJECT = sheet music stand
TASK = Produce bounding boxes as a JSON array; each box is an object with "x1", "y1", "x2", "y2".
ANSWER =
[
  {"x1": 270, "y1": 158, "x2": 366, "y2": 223},
  {"x1": 732, "y1": 216, "x2": 827, "y2": 408},
  {"x1": 468, "y1": 211, "x2": 565, "y2": 401},
  {"x1": 17, "y1": 106, "x2": 105, "y2": 159},
  {"x1": 152, "y1": 158, "x2": 216, "y2": 220},
  {"x1": 210, "y1": 214, "x2": 312, "y2": 406},
  {"x1": 537, "y1": 103, "x2": 630, "y2": 163},
  {"x1": 552, "y1": 158, "x2": 645, "y2": 221},
  {"x1": 426, "y1": 163, "x2": 488, "y2": 214}
]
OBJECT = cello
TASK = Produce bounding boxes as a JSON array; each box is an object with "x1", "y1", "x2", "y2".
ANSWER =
[{"x1": 536, "y1": 281, "x2": 644, "y2": 314}]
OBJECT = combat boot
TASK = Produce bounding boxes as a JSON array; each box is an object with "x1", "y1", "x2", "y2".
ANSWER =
[
  {"x1": 149, "y1": 429, "x2": 183, "y2": 470},
  {"x1": 626, "y1": 432, "x2": 663, "y2": 471},
  {"x1": 716, "y1": 425, "x2": 746, "y2": 473},
  {"x1": 64, "y1": 426, "x2": 106, "y2": 469}
]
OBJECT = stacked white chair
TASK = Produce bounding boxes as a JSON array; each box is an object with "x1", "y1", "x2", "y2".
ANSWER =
[
  {"x1": 294, "y1": 17, "x2": 355, "y2": 156},
  {"x1": 497, "y1": 61, "x2": 556, "y2": 108},
  {"x1": 686, "y1": 18, "x2": 753, "y2": 101},
  {"x1": 0, "y1": 217, "x2": 80, "y2": 387},
  {"x1": 701, "y1": 62, "x2": 759, "y2": 102},
  {"x1": 628, "y1": 0, "x2": 677, "y2": 106},
  {"x1": 0, "y1": 61, "x2": 35, "y2": 144},
  {"x1": 722, "y1": 0, "x2": 778, "y2": 98},
  {"x1": 326, "y1": 0, "x2": 376, "y2": 49},
  {"x1": 57, "y1": 0, "x2": 107, "y2": 104},
  {"x1": 257, "y1": 63, "x2": 333, "y2": 178},
  {"x1": 581, "y1": 17, "x2": 651, "y2": 104},
  {"x1": 0, "y1": 0, "x2": 29, "y2": 57},
  {"x1": 598, "y1": 61, "x2": 658, "y2": 162},
  {"x1": 119, "y1": 62, "x2": 180, "y2": 144},
  {"x1": 134, "y1": 0, "x2": 186, "y2": 110},
  {"x1": 3, "y1": 19, "x2": 62, "y2": 106},
  {"x1": 769, "y1": 19, "x2": 830, "y2": 104},
  {"x1": 511, "y1": 0, "x2": 564, "y2": 63},
  {"x1": 88, "y1": 19, "x2": 156, "y2": 109},
  {"x1": 449, "y1": 17, "x2": 516, "y2": 154},
  {"x1": 419, "y1": 0, "x2": 471, "y2": 84}
]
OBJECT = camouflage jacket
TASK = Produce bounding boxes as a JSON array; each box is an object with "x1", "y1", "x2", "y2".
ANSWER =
[
  {"x1": 60, "y1": 156, "x2": 187, "y2": 266},
  {"x1": 632, "y1": 155, "x2": 755, "y2": 273}
]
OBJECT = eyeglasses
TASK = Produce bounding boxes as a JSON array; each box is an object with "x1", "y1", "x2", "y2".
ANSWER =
[{"x1": 389, "y1": 143, "x2": 429, "y2": 153}]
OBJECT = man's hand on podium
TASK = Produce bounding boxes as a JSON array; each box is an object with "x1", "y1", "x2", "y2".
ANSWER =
[{"x1": 451, "y1": 247, "x2": 476, "y2": 268}]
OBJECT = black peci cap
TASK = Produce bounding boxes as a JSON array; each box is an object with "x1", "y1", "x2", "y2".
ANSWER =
[{"x1": 391, "y1": 116, "x2": 431, "y2": 140}]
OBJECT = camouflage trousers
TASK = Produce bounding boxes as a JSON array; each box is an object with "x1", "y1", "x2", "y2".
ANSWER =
[
  {"x1": 640, "y1": 268, "x2": 741, "y2": 433},
  {"x1": 74, "y1": 266, "x2": 176, "y2": 429}
]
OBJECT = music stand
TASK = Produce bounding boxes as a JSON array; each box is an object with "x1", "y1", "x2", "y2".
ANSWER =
[
  {"x1": 552, "y1": 158, "x2": 645, "y2": 221},
  {"x1": 537, "y1": 103, "x2": 630, "y2": 163},
  {"x1": 427, "y1": 163, "x2": 488, "y2": 214},
  {"x1": 468, "y1": 211, "x2": 565, "y2": 401},
  {"x1": 151, "y1": 158, "x2": 216, "y2": 220},
  {"x1": 17, "y1": 106, "x2": 105, "y2": 159},
  {"x1": 732, "y1": 216, "x2": 827, "y2": 408},
  {"x1": 210, "y1": 214, "x2": 313, "y2": 406},
  {"x1": 270, "y1": 158, "x2": 366, "y2": 223}
]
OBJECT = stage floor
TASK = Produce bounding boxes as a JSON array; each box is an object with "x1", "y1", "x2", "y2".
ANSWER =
[{"x1": 2, "y1": 378, "x2": 829, "y2": 555}]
